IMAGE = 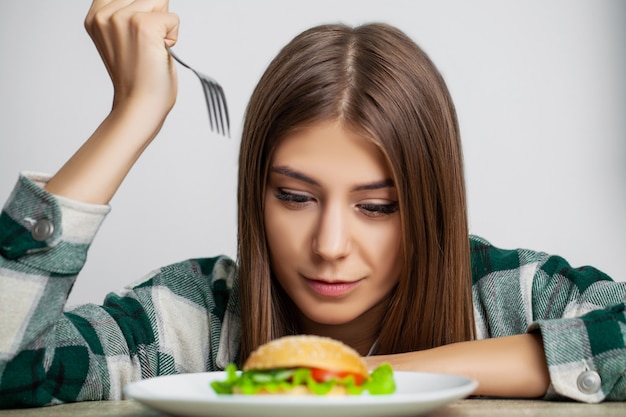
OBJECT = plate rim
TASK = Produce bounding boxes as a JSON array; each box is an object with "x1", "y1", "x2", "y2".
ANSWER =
[{"x1": 124, "y1": 370, "x2": 478, "y2": 404}]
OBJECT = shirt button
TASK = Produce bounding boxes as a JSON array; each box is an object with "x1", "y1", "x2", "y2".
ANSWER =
[
  {"x1": 577, "y1": 370, "x2": 601, "y2": 394},
  {"x1": 31, "y1": 218, "x2": 54, "y2": 242}
]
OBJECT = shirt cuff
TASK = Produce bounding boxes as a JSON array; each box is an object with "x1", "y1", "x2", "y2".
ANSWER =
[
  {"x1": 0, "y1": 172, "x2": 110, "y2": 274},
  {"x1": 529, "y1": 308, "x2": 625, "y2": 403}
]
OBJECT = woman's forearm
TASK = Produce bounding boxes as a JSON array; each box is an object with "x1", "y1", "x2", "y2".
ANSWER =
[
  {"x1": 45, "y1": 101, "x2": 165, "y2": 204},
  {"x1": 366, "y1": 333, "x2": 550, "y2": 398}
]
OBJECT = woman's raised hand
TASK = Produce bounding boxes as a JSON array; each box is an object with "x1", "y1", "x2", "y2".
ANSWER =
[
  {"x1": 45, "y1": 0, "x2": 181, "y2": 204},
  {"x1": 85, "y1": 0, "x2": 180, "y2": 116}
]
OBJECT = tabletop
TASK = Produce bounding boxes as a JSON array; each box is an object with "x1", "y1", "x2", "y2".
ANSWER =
[{"x1": 0, "y1": 399, "x2": 625, "y2": 417}]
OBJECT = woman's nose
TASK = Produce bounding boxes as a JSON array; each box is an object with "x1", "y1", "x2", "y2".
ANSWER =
[{"x1": 312, "y1": 204, "x2": 351, "y2": 260}]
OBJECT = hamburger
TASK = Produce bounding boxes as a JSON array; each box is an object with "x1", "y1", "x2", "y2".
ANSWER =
[{"x1": 211, "y1": 335, "x2": 395, "y2": 395}]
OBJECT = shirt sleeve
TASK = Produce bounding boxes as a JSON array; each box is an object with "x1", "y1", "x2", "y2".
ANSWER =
[
  {"x1": 0, "y1": 173, "x2": 240, "y2": 408},
  {"x1": 0, "y1": 172, "x2": 112, "y2": 406},
  {"x1": 527, "y1": 254, "x2": 626, "y2": 403},
  {"x1": 470, "y1": 235, "x2": 626, "y2": 403}
]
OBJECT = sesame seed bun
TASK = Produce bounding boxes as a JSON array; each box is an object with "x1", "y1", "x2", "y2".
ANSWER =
[{"x1": 243, "y1": 335, "x2": 369, "y2": 379}]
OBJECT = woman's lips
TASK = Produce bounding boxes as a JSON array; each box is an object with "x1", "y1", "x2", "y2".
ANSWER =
[{"x1": 305, "y1": 277, "x2": 362, "y2": 297}]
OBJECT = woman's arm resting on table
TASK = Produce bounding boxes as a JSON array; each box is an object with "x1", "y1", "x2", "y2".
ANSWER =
[{"x1": 365, "y1": 333, "x2": 550, "y2": 398}]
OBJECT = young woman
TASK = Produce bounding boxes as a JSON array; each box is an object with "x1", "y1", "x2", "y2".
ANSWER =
[{"x1": 0, "y1": 0, "x2": 624, "y2": 408}]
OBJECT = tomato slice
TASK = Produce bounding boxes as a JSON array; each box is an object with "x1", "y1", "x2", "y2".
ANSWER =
[{"x1": 310, "y1": 368, "x2": 365, "y2": 386}]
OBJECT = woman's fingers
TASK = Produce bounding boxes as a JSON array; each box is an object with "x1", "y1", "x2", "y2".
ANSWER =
[
  {"x1": 86, "y1": 0, "x2": 168, "y2": 26},
  {"x1": 84, "y1": 0, "x2": 179, "y2": 114},
  {"x1": 85, "y1": 0, "x2": 172, "y2": 48},
  {"x1": 85, "y1": 0, "x2": 133, "y2": 35}
]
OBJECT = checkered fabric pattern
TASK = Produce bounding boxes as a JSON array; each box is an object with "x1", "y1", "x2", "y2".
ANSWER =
[{"x1": 0, "y1": 173, "x2": 624, "y2": 408}]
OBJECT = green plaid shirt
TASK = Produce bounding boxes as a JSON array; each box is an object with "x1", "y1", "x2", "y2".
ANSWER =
[{"x1": 0, "y1": 173, "x2": 624, "y2": 408}]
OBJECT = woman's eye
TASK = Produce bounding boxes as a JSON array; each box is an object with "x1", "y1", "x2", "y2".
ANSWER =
[
  {"x1": 357, "y1": 202, "x2": 399, "y2": 217},
  {"x1": 275, "y1": 188, "x2": 313, "y2": 207}
]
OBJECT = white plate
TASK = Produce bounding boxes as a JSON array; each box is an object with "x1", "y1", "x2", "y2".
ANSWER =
[{"x1": 124, "y1": 371, "x2": 477, "y2": 417}]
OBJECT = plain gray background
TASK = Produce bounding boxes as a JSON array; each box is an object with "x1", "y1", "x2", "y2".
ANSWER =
[{"x1": 1, "y1": 0, "x2": 624, "y2": 305}]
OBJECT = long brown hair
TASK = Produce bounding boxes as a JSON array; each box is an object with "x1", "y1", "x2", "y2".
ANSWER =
[{"x1": 237, "y1": 23, "x2": 474, "y2": 363}]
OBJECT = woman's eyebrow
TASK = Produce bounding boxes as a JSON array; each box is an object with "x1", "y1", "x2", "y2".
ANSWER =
[
  {"x1": 353, "y1": 178, "x2": 395, "y2": 191},
  {"x1": 270, "y1": 166, "x2": 394, "y2": 190},
  {"x1": 271, "y1": 166, "x2": 318, "y2": 185}
]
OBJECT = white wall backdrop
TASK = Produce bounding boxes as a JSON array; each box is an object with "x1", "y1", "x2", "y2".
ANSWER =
[{"x1": 1, "y1": 0, "x2": 624, "y2": 305}]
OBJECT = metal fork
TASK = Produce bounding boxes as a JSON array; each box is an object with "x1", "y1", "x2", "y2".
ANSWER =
[{"x1": 168, "y1": 48, "x2": 230, "y2": 137}]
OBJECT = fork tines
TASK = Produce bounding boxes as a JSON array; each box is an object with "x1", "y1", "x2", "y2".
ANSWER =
[{"x1": 168, "y1": 49, "x2": 230, "y2": 137}]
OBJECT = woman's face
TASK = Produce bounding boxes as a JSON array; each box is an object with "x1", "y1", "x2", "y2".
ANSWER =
[{"x1": 264, "y1": 120, "x2": 402, "y2": 327}]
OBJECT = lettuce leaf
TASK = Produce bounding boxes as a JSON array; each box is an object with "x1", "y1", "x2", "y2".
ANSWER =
[
  {"x1": 365, "y1": 363, "x2": 395, "y2": 394},
  {"x1": 210, "y1": 363, "x2": 396, "y2": 395}
]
